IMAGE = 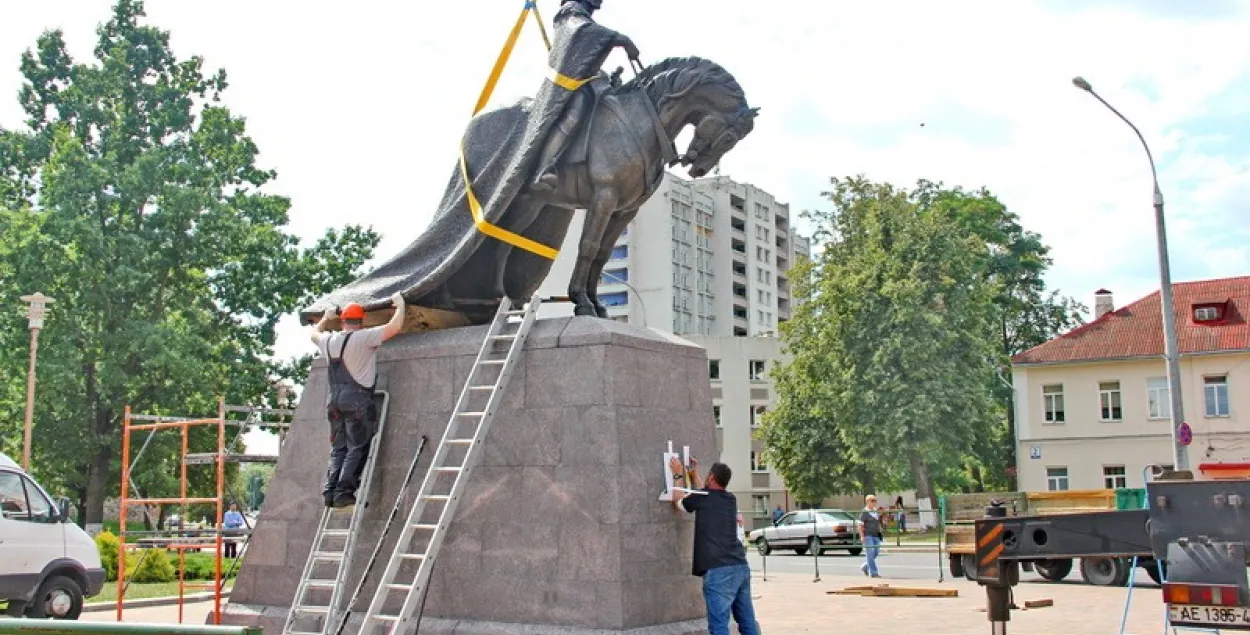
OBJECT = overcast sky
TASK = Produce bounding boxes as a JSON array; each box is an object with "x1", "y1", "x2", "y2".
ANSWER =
[{"x1": 5, "y1": 1, "x2": 1248, "y2": 455}]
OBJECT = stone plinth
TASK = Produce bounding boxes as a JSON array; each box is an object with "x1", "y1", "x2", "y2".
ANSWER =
[{"x1": 218, "y1": 316, "x2": 717, "y2": 635}]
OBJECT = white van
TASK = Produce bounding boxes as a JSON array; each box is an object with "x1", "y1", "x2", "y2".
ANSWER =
[{"x1": 0, "y1": 452, "x2": 104, "y2": 619}]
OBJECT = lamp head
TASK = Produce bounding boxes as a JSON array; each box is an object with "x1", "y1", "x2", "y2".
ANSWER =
[{"x1": 1072, "y1": 76, "x2": 1093, "y2": 92}]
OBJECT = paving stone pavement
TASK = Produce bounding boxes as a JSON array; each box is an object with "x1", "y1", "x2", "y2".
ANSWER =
[
  {"x1": 83, "y1": 573, "x2": 1170, "y2": 635},
  {"x1": 750, "y1": 572, "x2": 1168, "y2": 635}
]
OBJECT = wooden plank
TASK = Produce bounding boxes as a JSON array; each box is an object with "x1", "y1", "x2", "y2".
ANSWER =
[
  {"x1": 1024, "y1": 599, "x2": 1054, "y2": 609},
  {"x1": 316, "y1": 305, "x2": 475, "y2": 334},
  {"x1": 828, "y1": 584, "x2": 958, "y2": 598}
]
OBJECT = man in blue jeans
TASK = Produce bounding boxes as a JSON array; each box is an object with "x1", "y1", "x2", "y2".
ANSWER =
[{"x1": 670, "y1": 456, "x2": 762, "y2": 635}]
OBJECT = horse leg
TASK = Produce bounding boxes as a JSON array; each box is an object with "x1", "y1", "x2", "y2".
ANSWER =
[
  {"x1": 490, "y1": 194, "x2": 545, "y2": 298},
  {"x1": 586, "y1": 207, "x2": 639, "y2": 318},
  {"x1": 569, "y1": 188, "x2": 618, "y2": 317}
]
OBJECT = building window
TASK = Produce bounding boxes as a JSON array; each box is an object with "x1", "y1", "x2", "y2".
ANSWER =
[
  {"x1": 1205, "y1": 375, "x2": 1230, "y2": 417},
  {"x1": 1146, "y1": 377, "x2": 1170, "y2": 420},
  {"x1": 709, "y1": 360, "x2": 720, "y2": 380},
  {"x1": 713, "y1": 405, "x2": 721, "y2": 427},
  {"x1": 1099, "y1": 381, "x2": 1123, "y2": 421},
  {"x1": 750, "y1": 405, "x2": 766, "y2": 428},
  {"x1": 1046, "y1": 467, "x2": 1069, "y2": 492},
  {"x1": 752, "y1": 494, "x2": 768, "y2": 515},
  {"x1": 749, "y1": 360, "x2": 766, "y2": 381},
  {"x1": 750, "y1": 451, "x2": 767, "y2": 472},
  {"x1": 610, "y1": 245, "x2": 628, "y2": 260},
  {"x1": 1042, "y1": 384, "x2": 1065, "y2": 423},
  {"x1": 600, "y1": 268, "x2": 628, "y2": 284},
  {"x1": 599, "y1": 292, "x2": 628, "y2": 307},
  {"x1": 1103, "y1": 466, "x2": 1127, "y2": 489}
]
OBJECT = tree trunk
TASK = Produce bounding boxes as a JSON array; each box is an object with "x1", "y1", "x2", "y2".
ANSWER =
[
  {"x1": 1005, "y1": 394, "x2": 1018, "y2": 491},
  {"x1": 909, "y1": 452, "x2": 936, "y2": 506}
]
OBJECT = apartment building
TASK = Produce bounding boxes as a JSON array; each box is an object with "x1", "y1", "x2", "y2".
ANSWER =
[
  {"x1": 1012, "y1": 277, "x2": 1250, "y2": 492},
  {"x1": 535, "y1": 172, "x2": 811, "y2": 523}
]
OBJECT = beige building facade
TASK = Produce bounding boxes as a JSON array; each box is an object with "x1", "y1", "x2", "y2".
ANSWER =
[{"x1": 1013, "y1": 278, "x2": 1250, "y2": 492}]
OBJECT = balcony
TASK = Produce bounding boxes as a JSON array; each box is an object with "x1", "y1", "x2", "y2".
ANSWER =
[{"x1": 731, "y1": 238, "x2": 746, "y2": 255}]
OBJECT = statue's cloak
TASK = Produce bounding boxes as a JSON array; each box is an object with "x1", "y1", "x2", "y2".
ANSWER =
[{"x1": 301, "y1": 5, "x2": 620, "y2": 325}]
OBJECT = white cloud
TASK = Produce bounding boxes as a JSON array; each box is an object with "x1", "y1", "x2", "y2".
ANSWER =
[{"x1": 3, "y1": 1, "x2": 1248, "y2": 404}]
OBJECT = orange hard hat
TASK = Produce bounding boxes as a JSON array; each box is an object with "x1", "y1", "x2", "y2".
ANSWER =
[{"x1": 340, "y1": 302, "x2": 365, "y2": 321}]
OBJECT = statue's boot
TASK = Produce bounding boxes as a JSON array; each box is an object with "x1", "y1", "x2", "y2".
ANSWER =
[{"x1": 531, "y1": 97, "x2": 586, "y2": 192}]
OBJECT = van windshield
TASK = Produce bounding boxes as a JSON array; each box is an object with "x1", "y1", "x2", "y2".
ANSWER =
[{"x1": 0, "y1": 471, "x2": 56, "y2": 523}]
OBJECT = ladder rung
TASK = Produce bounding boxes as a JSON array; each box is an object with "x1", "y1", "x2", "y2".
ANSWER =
[
  {"x1": 304, "y1": 579, "x2": 337, "y2": 588},
  {"x1": 489, "y1": 333, "x2": 517, "y2": 340},
  {"x1": 399, "y1": 553, "x2": 426, "y2": 560},
  {"x1": 457, "y1": 412, "x2": 485, "y2": 417},
  {"x1": 385, "y1": 583, "x2": 414, "y2": 591},
  {"x1": 288, "y1": 630, "x2": 323, "y2": 635},
  {"x1": 468, "y1": 385, "x2": 496, "y2": 391},
  {"x1": 433, "y1": 466, "x2": 461, "y2": 473},
  {"x1": 479, "y1": 359, "x2": 506, "y2": 365},
  {"x1": 424, "y1": 494, "x2": 452, "y2": 501},
  {"x1": 312, "y1": 551, "x2": 343, "y2": 560},
  {"x1": 412, "y1": 523, "x2": 438, "y2": 531},
  {"x1": 371, "y1": 615, "x2": 401, "y2": 622},
  {"x1": 293, "y1": 606, "x2": 329, "y2": 615},
  {"x1": 446, "y1": 438, "x2": 475, "y2": 445},
  {"x1": 320, "y1": 529, "x2": 350, "y2": 537},
  {"x1": 505, "y1": 309, "x2": 526, "y2": 316}
]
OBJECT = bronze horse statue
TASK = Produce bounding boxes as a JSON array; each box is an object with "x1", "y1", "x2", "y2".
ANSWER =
[{"x1": 303, "y1": 56, "x2": 758, "y2": 326}]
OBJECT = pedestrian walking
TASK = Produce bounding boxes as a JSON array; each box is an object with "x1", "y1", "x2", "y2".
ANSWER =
[
  {"x1": 669, "y1": 456, "x2": 761, "y2": 635},
  {"x1": 859, "y1": 494, "x2": 883, "y2": 578}
]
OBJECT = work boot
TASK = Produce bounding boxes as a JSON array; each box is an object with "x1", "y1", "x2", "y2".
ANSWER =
[
  {"x1": 332, "y1": 492, "x2": 357, "y2": 509},
  {"x1": 323, "y1": 492, "x2": 335, "y2": 508}
]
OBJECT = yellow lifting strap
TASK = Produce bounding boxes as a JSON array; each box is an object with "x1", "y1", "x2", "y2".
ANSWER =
[{"x1": 457, "y1": 0, "x2": 590, "y2": 261}]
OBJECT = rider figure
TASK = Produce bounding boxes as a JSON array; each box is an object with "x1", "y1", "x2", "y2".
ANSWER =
[{"x1": 531, "y1": 0, "x2": 640, "y2": 192}]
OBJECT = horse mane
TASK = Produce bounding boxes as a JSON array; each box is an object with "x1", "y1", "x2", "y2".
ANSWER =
[{"x1": 622, "y1": 56, "x2": 747, "y2": 109}]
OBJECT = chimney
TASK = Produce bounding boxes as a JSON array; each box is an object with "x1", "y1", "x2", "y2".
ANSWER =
[{"x1": 1094, "y1": 289, "x2": 1114, "y2": 319}]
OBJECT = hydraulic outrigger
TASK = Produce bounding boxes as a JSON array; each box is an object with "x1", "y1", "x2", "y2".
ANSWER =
[{"x1": 974, "y1": 468, "x2": 1250, "y2": 633}]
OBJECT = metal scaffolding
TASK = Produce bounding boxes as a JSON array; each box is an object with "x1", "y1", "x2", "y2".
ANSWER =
[{"x1": 116, "y1": 397, "x2": 295, "y2": 624}]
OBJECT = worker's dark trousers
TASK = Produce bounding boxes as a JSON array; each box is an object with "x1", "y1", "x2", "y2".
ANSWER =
[{"x1": 324, "y1": 406, "x2": 375, "y2": 496}]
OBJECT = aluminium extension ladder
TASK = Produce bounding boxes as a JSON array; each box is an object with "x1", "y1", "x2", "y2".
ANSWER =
[
  {"x1": 356, "y1": 297, "x2": 541, "y2": 635},
  {"x1": 282, "y1": 390, "x2": 393, "y2": 635}
]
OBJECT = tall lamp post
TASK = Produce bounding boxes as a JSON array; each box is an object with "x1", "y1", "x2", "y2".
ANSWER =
[
  {"x1": 19, "y1": 292, "x2": 54, "y2": 472},
  {"x1": 1072, "y1": 76, "x2": 1189, "y2": 472}
]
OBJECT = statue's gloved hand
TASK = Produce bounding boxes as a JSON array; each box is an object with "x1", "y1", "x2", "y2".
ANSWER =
[{"x1": 615, "y1": 35, "x2": 640, "y2": 62}]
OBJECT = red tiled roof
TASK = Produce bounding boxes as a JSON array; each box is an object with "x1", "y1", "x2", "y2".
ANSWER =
[{"x1": 1011, "y1": 276, "x2": 1250, "y2": 365}]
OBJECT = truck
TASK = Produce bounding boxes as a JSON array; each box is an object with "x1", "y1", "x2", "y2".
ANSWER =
[
  {"x1": 0, "y1": 452, "x2": 105, "y2": 619},
  {"x1": 974, "y1": 463, "x2": 1250, "y2": 633},
  {"x1": 942, "y1": 487, "x2": 1162, "y2": 586}
]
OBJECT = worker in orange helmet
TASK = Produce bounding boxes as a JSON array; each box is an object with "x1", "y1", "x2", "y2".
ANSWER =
[{"x1": 310, "y1": 292, "x2": 406, "y2": 508}]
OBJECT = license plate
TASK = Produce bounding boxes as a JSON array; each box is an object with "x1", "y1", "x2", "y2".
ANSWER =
[{"x1": 1169, "y1": 604, "x2": 1250, "y2": 627}]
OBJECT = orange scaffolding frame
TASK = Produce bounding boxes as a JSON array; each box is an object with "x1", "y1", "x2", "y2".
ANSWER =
[{"x1": 117, "y1": 398, "x2": 227, "y2": 624}]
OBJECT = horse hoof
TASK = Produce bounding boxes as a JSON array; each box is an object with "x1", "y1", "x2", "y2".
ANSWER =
[
  {"x1": 594, "y1": 305, "x2": 609, "y2": 319},
  {"x1": 574, "y1": 304, "x2": 598, "y2": 317}
]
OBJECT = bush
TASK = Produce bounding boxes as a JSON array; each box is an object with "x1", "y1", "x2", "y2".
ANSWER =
[
  {"x1": 95, "y1": 530, "x2": 120, "y2": 581},
  {"x1": 126, "y1": 548, "x2": 176, "y2": 583}
]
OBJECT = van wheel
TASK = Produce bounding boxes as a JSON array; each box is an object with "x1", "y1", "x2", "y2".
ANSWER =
[{"x1": 27, "y1": 575, "x2": 84, "y2": 620}]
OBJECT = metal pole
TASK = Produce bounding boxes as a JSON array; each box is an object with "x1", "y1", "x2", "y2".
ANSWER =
[
  {"x1": 22, "y1": 327, "x2": 40, "y2": 471},
  {"x1": 1072, "y1": 77, "x2": 1189, "y2": 471}
]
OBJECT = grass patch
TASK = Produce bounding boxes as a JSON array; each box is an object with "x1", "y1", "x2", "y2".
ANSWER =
[{"x1": 88, "y1": 579, "x2": 235, "y2": 604}]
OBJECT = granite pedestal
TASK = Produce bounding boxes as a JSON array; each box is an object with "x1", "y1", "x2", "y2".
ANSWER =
[{"x1": 218, "y1": 316, "x2": 718, "y2": 635}]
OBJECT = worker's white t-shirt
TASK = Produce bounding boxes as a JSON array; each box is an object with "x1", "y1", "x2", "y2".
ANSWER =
[{"x1": 316, "y1": 327, "x2": 386, "y2": 387}]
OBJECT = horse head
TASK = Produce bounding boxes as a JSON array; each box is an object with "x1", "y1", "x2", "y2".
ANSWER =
[{"x1": 628, "y1": 56, "x2": 760, "y2": 179}]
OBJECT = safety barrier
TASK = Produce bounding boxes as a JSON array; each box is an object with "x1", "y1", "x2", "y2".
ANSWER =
[{"x1": 0, "y1": 618, "x2": 260, "y2": 635}]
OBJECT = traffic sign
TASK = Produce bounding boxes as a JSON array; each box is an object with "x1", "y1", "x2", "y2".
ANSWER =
[{"x1": 1179, "y1": 422, "x2": 1193, "y2": 446}]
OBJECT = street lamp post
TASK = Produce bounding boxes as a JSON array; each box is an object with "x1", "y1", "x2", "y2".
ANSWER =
[
  {"x1": 19, "y1": 292, "x2": 54, "y2": 472},
  {"x1": 1072, "y1": 76, "x2": 1189, "y2": 472}
]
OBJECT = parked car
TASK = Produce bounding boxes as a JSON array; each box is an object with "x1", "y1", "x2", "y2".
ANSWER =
[
  {"x1": 748, "y1": 508, "x2": 863, "y2": 556},
  {"x1": 0, "y1": 452, "x2": 105, "y2": 619}
]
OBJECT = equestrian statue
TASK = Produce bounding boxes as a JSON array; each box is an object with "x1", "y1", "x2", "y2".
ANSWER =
[{"x1": 302, "y1": 0, "x2": 759, "y2": 329}]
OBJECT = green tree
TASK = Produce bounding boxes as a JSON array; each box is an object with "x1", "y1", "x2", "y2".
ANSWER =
[
  {"x1": 760, "y1": 176, "x2": 1000, "y2": 503},
  {"x1": 912, "y1": 182, "x2": 1086, "y2": 490},
  {"x1": 0, "y1": 0, "x2": 379, "y2": 526}
]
